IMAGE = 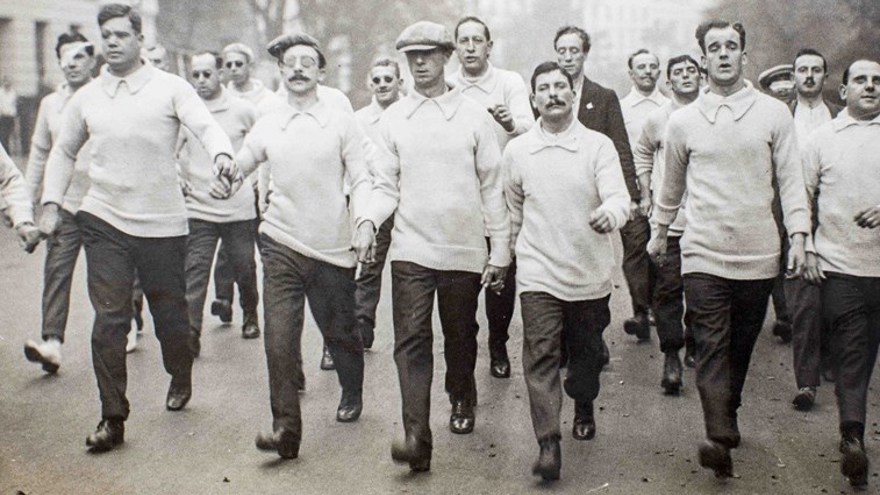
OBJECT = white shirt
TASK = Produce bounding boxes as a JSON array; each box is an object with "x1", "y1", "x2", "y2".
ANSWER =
[
  {"x1": 793, "y1": 98, "x2": 833, "y2": 150},
  {"x1": 620, "y1": 85, "x2": 669, "y2": 152}
]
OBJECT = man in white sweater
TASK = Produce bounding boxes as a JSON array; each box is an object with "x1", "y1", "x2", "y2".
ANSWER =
[
  {"x1": 361, "y1": 21, "x2": 509, "y2": 472},
  {"x1": 633, "y1": 54, "x2": 701, "y2": 394},
  {"x1": 22, "y1": 33, "x2": 96, "y2": 373},
  {"x1": 506, "y1": 61, "x2": 629, "y2": 481},
  {"x1": 232, "y1": 33, "x2": 372, "y2": 460},
  {"x1": 802, "y1": 59, "x2": 880, "y2": 488},
  {"x1": 450, "y1": 16, "x2": 534, "y2": 379},
  {"x1": 0, "y1": 143, "x2": 40, "y2": 250},
  {"x1": 180, "y1": 51, "x2": 259, "y2": 354},
  {"x1": 38, "y1": 4, "x2": 238, "y2": 453},
  {"x1": 648, "y1": 20, "x2": 810, "y2": 478}
]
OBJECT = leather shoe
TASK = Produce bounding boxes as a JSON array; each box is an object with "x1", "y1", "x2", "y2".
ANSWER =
[
  {"x1": 572, "y1": 401, "x2": 596, "y2": 440},
  {"x1": 661, "y1": 352, "x2": 683, "y2": 395},
  {"x1": 320, "y1": 346, "x2": 335, "y2": 370},
  {"x1": 391, "y1": 434, "x2": 431, "y2": 472},
  {"x1": 86, "y1": 419, "x2": 125, "y2": 453},
  {"x1": 336, "y1": 390, "x2": 363, "y2": 423},
  {"x1": 840, "y1": 436, "x2": 869, "y2": 487},
  {"x1": 532, "y1": 438, "x2": 561, "y2": 481},
  {"x1": 772, "y1": 318, "x2": 792, "y2": 343},
  {"x1": 242, "y1": 315, "x2": 260, "y2": 339},
  {"x1": 449, "y1": 398, "x2": 475, "y2": 434},
  {"x1": 623, "y1": 312, "x2": 650, "y2": 341},
  {"x1": 490, "y1": 348, "x2": 511, "y2": 378},
  {"x1": 166, "y1": 381, "x2": 192, "y2": 411},
  {"x1": 210, "y1": 299, "x2": 233, "y2": 323},
  {"x1": 698, "y1": 439, "x2": 733, "y2": 478},
  {"x1": 255, "y1": 427, "x2": 299, "y2": 459},
  {"x1": 684, "y1": 350, "x2": 696, "y2": 369},
  {"x1": 792, "y1": 386, "x2": 816, "y2": 411}
]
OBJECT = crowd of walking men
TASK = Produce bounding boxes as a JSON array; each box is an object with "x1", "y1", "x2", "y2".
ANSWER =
[{"x1": 0, "y1": 2, "x2": 878, "y2": 487}]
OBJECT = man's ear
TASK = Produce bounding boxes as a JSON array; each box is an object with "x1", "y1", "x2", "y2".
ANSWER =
[{"x1": 318, "y1": 68, "x2": 326, "y2": 83}]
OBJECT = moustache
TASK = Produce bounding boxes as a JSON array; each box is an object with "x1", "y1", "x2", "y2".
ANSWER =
[
  {"x1": 288, "y1": 75, "x2": 310, "y2": 82},
  {"x1": 546, "y1": 97, "x2": 566, "y2": 107}
]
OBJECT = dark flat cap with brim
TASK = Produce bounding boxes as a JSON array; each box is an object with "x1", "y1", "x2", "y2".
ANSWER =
[
  {"x1": 266, "y1": 32, "x2": 323, "y2": 61},
  {"x1": 395, "y1": 21, "x2": 454, "y2": 52},
  {"x1": 758, "y1": 64, "x2": 794, "y2": 91}
]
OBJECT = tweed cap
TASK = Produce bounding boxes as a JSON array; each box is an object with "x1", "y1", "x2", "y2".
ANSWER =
[
  {"x1": 266, "y1": 32, "x2": 324, "y2": 64},
  {"x1": 758, "y1": 64, "x2": 793, "y2": 91},
  {"x1": 222, "y1": 42, "x2": 255, "y2": 63},
  {"x1": 395, "y1": 21, "x2": 454, "y2": 52}
]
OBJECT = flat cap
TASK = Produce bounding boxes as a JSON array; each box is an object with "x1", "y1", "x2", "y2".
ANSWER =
[
  {"x1": 222, "y1": 42, "x2": 255, "y2": 63},
  {"x1": 266, "y1": 32, "x2": 323, "y2": 62},
  {"x1": 395, "y1": 21, "x2": 453, "y2": 52},
  {"x1": 758, "y1": 64, "x2": 793, "y2": 91}
]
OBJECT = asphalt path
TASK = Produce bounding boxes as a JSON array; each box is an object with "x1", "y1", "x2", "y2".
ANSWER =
[{"x1": 1, "y1": 226, "x2": 877, "y2": 494}]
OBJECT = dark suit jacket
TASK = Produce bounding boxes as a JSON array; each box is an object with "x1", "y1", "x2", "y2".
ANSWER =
[{"x1": 575, "y1": 77, "x2": 639, "y2": 201}]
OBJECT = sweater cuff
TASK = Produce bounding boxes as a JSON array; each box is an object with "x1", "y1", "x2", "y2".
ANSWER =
[{"x1": 653, "y1": 202, "x2": 680, "y2": 227}]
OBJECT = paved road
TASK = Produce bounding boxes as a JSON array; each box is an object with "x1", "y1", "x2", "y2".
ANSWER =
[{"x1": 0, "y1": 226, "x2": 877, "y2": 494}]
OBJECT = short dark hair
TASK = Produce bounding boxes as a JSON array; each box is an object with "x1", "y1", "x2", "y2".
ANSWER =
[
  {"x1": 840, "y1": 59, "x2": 874, "y2": 85},
  {"x1": 554, "y1": 26, "x2": 591, "y2": 54},
  {"x1": 98, "y1": 3, "x2": 143, "y2": 34},
  {"x1": 55, "y1": 32, "x2": 92, "y2": 59},
  {"x1": 627, "y1": 48, "x2": 655, "y2": 69},
  {"x1": 695, "y1": 19, "x2": 745, "y2": 54},
  {"x1": 454, "y1": 16, "x2": 490, "y2": 41},
  {"x1": 666, "y1": 54, "x2": 700, "y2": 78},
  {"x1": 793, "y1": 48, "x2": 827, "y2": 73},
  {"x1": 193, "y1": 50, "x2": 223, "y2": 70},
  {"x1": 530, "y1": 61, "x2": 573, "y2": 93},
  {"x1": 371, "y1": 56, "x2": 400, "y2": 78}
]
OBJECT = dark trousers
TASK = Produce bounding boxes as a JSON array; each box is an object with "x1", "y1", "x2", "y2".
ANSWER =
[
  {"x1": 0, "y1": 115, "x2": 13, "y2": 151},
  {"x1": 521, "y1": 292, "x2": 609, "y2": 442},
  {"x1": 651, "y1": 235, "x2": 693, "y2": 354},
  {"x1": 354, "y1": 216, "x2": 393, "y2": 330},
  {"x1": 185, "y1": 218, "x2": 258, "y2": 335},
  {"x1": 77, "y1": 212, "x2": 193, "y2": 420},
  {"x1": 261, "y1": 234, "x2": 363, "y2": 435},
  {"x1": 621, "y1": 215, "x2": 653, "y2": 316},
  {"x1": 822, "y1": 274, "x2": 880, "y2": 428},
  {"x1": 41, "y1": 209, "x2": 83, "y2": 342},
  {"x1": 684, "y1": 273, "x2": 773, "y2": 447},
  {"x1": 391, "y1": 261, "x2": 482, "y2": 450},
  {"x1": 771, "y1": 233, "x2": 791, "y2": 322},
  {"x1": 214, "y1": 190, "x2": 261, "y2": 308},
  {"x1": 787, "y1": 277, "x2": 827, "y2": 388},
  {"x1": 484, "y1": 238, "x2": 516, "y2": 356}
]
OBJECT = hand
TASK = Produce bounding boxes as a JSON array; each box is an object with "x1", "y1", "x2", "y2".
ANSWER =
[
  {"x1": 802, "y1": 252, "x2": 824, "y2": 285},
  {"x1": 16, "y1": 222, "x2": 42, "y2": 253},
  {"x1": 647, "y1": 229, "x2": 668, "y2": 266},
  {"x1": 786, "y1": 233, "x2": 806, "y2": 278},
  {"x1": 589, "y1": 209, "x2": 615, "y2": 233},
  {"x1": 180, "y1": 178, "x2": 192, "y2": 197},
  {"x1": 639, "y1": 195, "x2": 653, "y2": 218},
  {"x1": 855, "y1": 205, "x2": 880, "y2": 229},
  {"x1": 351, "y1": 221, "x2": 376, "y2": 263},
  {"x1": 481, "y1": 264, "x2": 509, "y2": 295},
  {"x1": 213, "y1": 153, "x2": 238, "y2": 179},
  {"x1": 38, "y1": 203, "x2": 62, "y2": 238},
  {"x1": 628, "y1": 201, "x2": 641, "y2": 220},
  {"x1": 488, "y1": 105, "x2": 515, "y2": 133}
]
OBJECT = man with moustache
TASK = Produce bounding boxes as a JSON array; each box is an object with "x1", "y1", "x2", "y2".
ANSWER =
[
  {"x1": 620, "y1": 48, "x2": 668, "y2": 341},
  {"x1": 180, "y1": 51, "x2": 259, "y2": 355},
  {"x1": 353, "y1": 56, "x2": 403, "y2": 350},
  {"x1": 554, "y1": 26, "x2": 640, "y2": 365},
  {"x1": 231, "y1": 33, "x2": 371, "y2": 459},
  {"x1": 634, "y1": 54, "x2": 701, "y2": 394},
  {"x1": 450, "y1": 15, "x2": 533, "y2": 378},
  {"x1": 361, "y1": 21, "x2": 509, "y2": 472},
  {"x1": 786, "y1": 48, "x2": 842, "y2": 411},
  {"x1": 22, "y1": 33, "x2": 96, "y2": 373},
  {"x1": 38, "y1": 3, "x2": 239, "y2": 452},
  {"x1": 144, "y1": 43, "x2": 171, "y2": 72},
  {"x1": 802, "y1": 59, "x2": 880, "y2": 488},
  {"x1": 506, "y1": 61, "x2": 629, "y2": 481},
  {"x1": 648, "y1": 20, "x2": 809, "y2": 478}
]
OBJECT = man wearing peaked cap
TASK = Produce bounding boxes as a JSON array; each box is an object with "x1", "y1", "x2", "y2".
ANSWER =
[
  {"x1": 359, "y1": 20, "x2": 510, "y2": 472},
  {"x1": 758, "y1": 64, "x2": 795, "y2": 102}
]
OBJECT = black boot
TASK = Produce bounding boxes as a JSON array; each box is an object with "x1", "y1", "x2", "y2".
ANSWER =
[
  {"x1": 572, "y1": 401, "x2": 596, "y2": 440},
  {"x1": 661, "y1": 352, "x2": 683, "y2": 395},
  {"x1": 840, "y1": 422, "x2": 868, "y2": 487},
  {"x1": 532, "y1": 438, "x2": 561, "y2": 481}
]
